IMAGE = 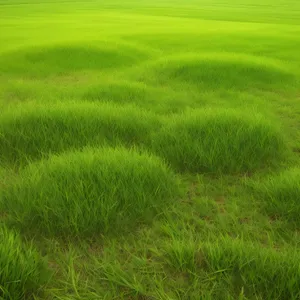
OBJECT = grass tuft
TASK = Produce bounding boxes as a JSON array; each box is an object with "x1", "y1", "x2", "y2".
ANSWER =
[
  {"x1": 164, "y1": 238, "x2": 200, "y2": 273},
  {"x1": 203, "y1": 237, "x2": 300, "y2": 299},
  {"x1": 250, "y1": 168, "x2": 300, "y2": 226},
  {"x1": 0, "y1": 226, "x2": 50, "y2": 300},
  {"x1": 152, "y1": 109, "x2": 287, "y2": 173},
  {"x1": 2, "y1": 147, "x2": 179, "y2": 237},
  {"x1": 0, "y1": 102, "x2": 160, "y2": 166},
  {"x1": 146, "y1": 53, "x2": 296, "y2": 91}
]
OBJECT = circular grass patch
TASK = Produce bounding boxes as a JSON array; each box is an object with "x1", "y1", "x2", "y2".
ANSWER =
[
  {"x1": 0, "y1": 226, "x2": 50, "y2": 299},
  {"x1": 152, "y1": 109, "x2": 287, "y2": 173},
  {"x1": 146, "y1": 53, "x2": 296, "y2": 91},
  {"x1": 0, "y1": 44, "x2": 149, "y2": 78},
  {"x1": 0, "y1": 102, "x2": 160, "y2": 166},
  {"x1": 2, "y1": 148, "x2": 179, "y2": 237}
]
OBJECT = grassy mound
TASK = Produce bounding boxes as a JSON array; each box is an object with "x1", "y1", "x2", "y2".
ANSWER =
[
  {"x1": 152, "y1": 109, "x2": 287, "y2": 173},
  {"x1": 149, "y1": 54, "x2": 295, "y2": 90},
  {"x1": 0, "y1": 44, "x2": 148, "y2": 77},
  {"x1": 0, "y1": 102, "x2": 159, "y2": 166},
  {"x1": 251, "y1": 168, "x2": 300, "y2": 225},
  {"x1": 0, "y1": 226, "x2": 50, "y2": 299},
  {"x1": 203, "y1": 237, "x2": 300, "y2": 299},
  {"x1": 2, "y1": 148, "x2": 179, "y2": 236}
]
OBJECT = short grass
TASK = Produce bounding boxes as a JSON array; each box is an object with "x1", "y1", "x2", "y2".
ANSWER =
[{"x1": 0, "y1": 0, "x2": 300, "y2": 299}]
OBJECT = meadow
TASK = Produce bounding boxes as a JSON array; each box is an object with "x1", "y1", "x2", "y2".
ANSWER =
[{"x1": 0, "y1": 0, "x2": 300, "y2": 299}]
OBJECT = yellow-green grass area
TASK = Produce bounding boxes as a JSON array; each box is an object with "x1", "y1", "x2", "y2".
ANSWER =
[{"x1": 1, "y1": 0, "x2": 300, "y2": 298}]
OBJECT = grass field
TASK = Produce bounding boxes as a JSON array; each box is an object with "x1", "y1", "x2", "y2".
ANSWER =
[{"x1": 1, "y1": 0, "x2": 300, "y2": 299}]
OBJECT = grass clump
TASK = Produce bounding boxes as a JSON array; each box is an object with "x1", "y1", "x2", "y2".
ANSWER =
[
  {"x1": 2, "y1": 147, "x2": 179, "y2": 237},
  {"x1": 0, "y1": 226, "x2": 50, "y2": 300},
  {"x1": 203, "y1": 237, "x2": 300, "y2": 299},
  {"x1": 0, "y1": 102, "x2": 159, "y2": 166},
  {"x1": 159, "y1": 54, "x2": 295, "y2": 91},
  {"x1": 0, "y1": 44, "x2": 148, "y2": 77},
  {"x1": 251, "y1": 168, "x2": 300, "y2": 226},
  {"x1": 164, "y1": 238, "x2": 200, "y2": 273},
  {"x1": 152, "y1": 109, "x2": 287, "y2": 173}
]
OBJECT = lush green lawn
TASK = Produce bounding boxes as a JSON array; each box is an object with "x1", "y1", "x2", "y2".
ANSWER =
[{"x1": 1, "y1": 0, "x2": 300, "y2": 299}]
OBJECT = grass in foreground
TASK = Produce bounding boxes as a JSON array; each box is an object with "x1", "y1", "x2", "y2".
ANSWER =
[
  {"x1": 0, "y1": 226, "x2": 50, "y2": 300},
  {"x1": 202, "y1": 237, "x2": 300, "y2": 299},
  {"x1": 2, "y1": 147, "x2": 179, "y2": 237},
  {"x1": 0, "y1": 0, "x2": 300, "y2": 299}
]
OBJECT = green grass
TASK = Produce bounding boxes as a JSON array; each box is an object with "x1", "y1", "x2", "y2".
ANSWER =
[
  {"x1": 0, "y1": 0, "x2": 300, "y2": 298},
  {"x1": 0, "y1": 102, "x2": 159, "y2": 166},
  {"x1": 250, "y1": 168, "x2": 300, "y2": 227},
  {"x1": 0, "y1": 44, "x2": 149, "y2": 78},
  {"x1": 138, "y1": 53, "x2": 297, "y2": 92},
  {"x1": 0, "y1": 226, "x2": 50, "y2": 300},
  {"x1": 152, "y1": 109, "x2": 288, "y2": 173},
  {"x1": 160, "y1": 235, "x2": 300, "y2": 299},
  {"x1": 202, "y1": 237, "x2": 300, "y2": 299},
  {"x1": 2, "y1": 147, "x2": 179, "y2": 237}
]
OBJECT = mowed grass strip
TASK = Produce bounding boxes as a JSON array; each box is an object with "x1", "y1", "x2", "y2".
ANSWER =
[
  {"x1": 0, "y1": 226, "x2": 50, "y2": 300},
  {"x1": 152, "y1": 109, "x2": 288, "y2": 174},
  {"x1": 0, "y1": 102, "x2": 160, "y2": 166},
  {"x1": 1, "y1": 147, "x2": 180, "y2": 237}
]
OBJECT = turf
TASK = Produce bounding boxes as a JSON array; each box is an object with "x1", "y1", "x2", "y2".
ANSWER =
[{"x1": 0, "y1": 0, "x2": 300, "y2": 299}]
